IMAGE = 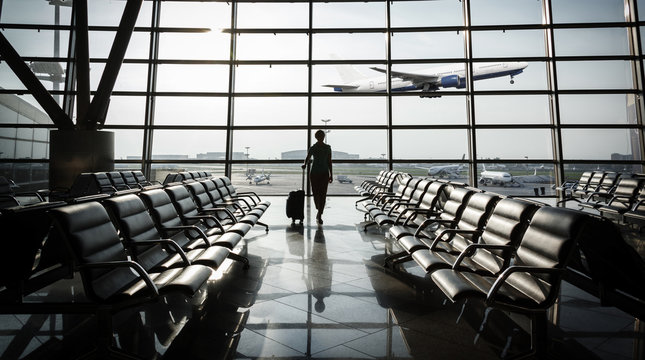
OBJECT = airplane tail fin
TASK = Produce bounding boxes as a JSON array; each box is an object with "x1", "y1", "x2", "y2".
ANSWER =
[{"x1": 330, "y1": 54, "x2": 366, "y2": 83}]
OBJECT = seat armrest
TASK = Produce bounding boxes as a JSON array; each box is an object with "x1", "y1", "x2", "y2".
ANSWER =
[
  {"x1": 130, "y1": 239, "x2": 191, "y2": 265},
  {"x1": 81, "y1": 260, "x2": 159, "y2": 297},
  {"x1": 185, "y1": 214, "x2": 225, "y2": 233},
  {"x1": 452, "y1": 244, "x2": 512, "y2": 269},
  {"x1": 429, "y1": 229, "x2": 480, "y2": 250},
  {"x1": 163, "y1": 225, "x2": 212, "y2": 247},
  {"x1": 229, "y1": 196, "x2": 252, "y2": 209},
  {"x1": 413, "y1": 218, "x2": 456, "y2": 237},
  {"x1": 211, "y1": 206, "x2": 239, "y2": 222},
  {"x1": 486, "y1": 266, "x2": 564, "y2": 308}
]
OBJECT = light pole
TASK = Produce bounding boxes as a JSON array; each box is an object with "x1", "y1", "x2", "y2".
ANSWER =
[
  {"x1": 321, "y1": 118, "x2": 331, "y2": 143},
  {"x1": 245, "y1": 147, "x2": 250, "y2": 175}
]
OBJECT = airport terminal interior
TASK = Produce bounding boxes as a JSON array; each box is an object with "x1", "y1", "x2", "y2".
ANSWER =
[{"x1": 2, "y1": 0, "x2": 645, "y2": 359}]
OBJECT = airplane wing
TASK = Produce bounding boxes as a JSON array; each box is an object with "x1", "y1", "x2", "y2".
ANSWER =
[
  {"x1": 369, "y1": 67, "x2": 439, "y2": 84},
  {"x1": 322, "y1": 84, "x2": 360, "y2": 90}
]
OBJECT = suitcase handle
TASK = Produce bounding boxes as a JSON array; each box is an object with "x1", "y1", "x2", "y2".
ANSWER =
[{"x1": 302, "y1": 167, "x2": 306, "y2": 191}]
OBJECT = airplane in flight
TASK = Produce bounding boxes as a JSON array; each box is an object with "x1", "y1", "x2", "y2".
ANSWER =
[{"x1": 323, "y1": 62, "x2": 528, "y2": 97}]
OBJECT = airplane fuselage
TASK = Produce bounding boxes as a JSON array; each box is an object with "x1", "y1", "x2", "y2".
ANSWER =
[{"x1": 332, "y1": 62, "x2": 528, "y2": 93}]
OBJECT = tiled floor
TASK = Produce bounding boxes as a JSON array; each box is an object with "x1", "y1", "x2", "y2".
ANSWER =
[{"x1": 0, "y1": 196, "x2": 642, "y2": 359}]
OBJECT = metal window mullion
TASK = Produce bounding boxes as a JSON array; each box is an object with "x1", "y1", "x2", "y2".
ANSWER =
[
  {"x1": 464, "y1": 0, "x2": 476, "y2": 187},
  {"x1": 628, "y1": 0, "x2": 645, "y2": 170},
  {"x1": 306, "y1": 1, "x2": 313, "y2": 196},
  {"x1": 544, "y1": 0, "x2": 565, "y2": 196},
  {"x1": 225, "y1": 1, "x2": 238, "y2": 178},
  {"x1": 142, "y1": 0, "x2": 160, "y2": 178},
  {"x1": 386, "y1": 0, "x2": 392, "y2": 171}
]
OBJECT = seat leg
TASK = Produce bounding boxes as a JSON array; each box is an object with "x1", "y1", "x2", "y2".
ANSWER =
[
  {"x1": 228, "y1": 252, "x2": 250, "y2": 270},
  {"x1": 504, "y1": 312, "x2": 547, "y2": 360},
  {"x1": 383, "y1": 251, "x2": 408, "y2": 267},
  {"x1": 391, "y1": 254, "x2": 413, "y2": 266},
  {"x1": 256, "y1": 221, "x2": 269, "y2": 232}
]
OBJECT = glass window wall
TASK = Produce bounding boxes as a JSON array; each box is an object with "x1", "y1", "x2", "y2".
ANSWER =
[{"x1": 1, "y1": 0, "x2": 644, "y2": 197}]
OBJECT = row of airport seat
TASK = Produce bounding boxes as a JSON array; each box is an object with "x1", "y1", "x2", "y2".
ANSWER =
[
  {"x1": 556, "y1": 170, "x2": 645, "y2": 228},
  {"x1": 0, "y1": 175, "x2": 270, "y2": 356},
  {"x1": 163, "y1": 171, "x2": 212, "y2": 185},
  {"x1": 355, "y1": 173, "x2": 644, "y2": 358},
  {"x1": 48, "y1": 170, "x2": 159, "y2": 201},
  {"x1": 0, "y1": 175, "x2": 46, "y2": 209}
]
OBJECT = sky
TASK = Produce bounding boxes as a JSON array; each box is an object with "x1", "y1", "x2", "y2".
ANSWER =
[{"x1": 0, "y1": 0, "x2": 639, "y2": 162}]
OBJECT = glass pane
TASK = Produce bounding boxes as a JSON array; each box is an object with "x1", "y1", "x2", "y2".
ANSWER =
[
  {"x1": 552, "y1": 0, "x2": 626, "y2": 23},
  {"x1": 0, "y1": 62, "x2": 26, "y2": 90},
  {"x1": 160, "y1": 2, "x2": 230, "y2": 29},
  {"x1": 554, "y1": 28, "x2": 630, "y2": 56},
  {"x1": 155, "y1": 97, "x2": 228, "y2": 126},
  {"x1": 470, "y1": 0, "x2": 543, "y2": 25},
  {"x1": 475, "y1": 95, "x2": 550, "y2": 124},
  {"x1": 311, "y1": 97, "x2": 387, "y2": 126},
  {"x1": 476, "y1": 129, "x2": 553, "y2": 160},
  {"x1": 90, "y1": 63, "x2": 148, "y2": 92},
  {"x1": 559, "y1": 94, "x2": 638, "y2": 125},
  {"x1": 234, "y1": 130, "x2": 306, "y2": 161},
  {"x1": 390, "y1": 1, "x2": 464, "y2": 27},
  {"x1": 312, "y1": 64, "x2": 386, "y2": 93},
  {"x1": 394, "y1": 162, "x2": 470, "y2": 181},
  {"x1": 1, "y1": 1, "x2": 72, "y2": 25},
  {"x1": 561, "y1": 129, "x2": 641, "y2": 160},
  {"x1": 105, "y1": 96, "x2": 146, "y2": 126},
  {"x1": 391, "y1": 63, "x2": 468, "y2": 95},
  {"x1": 313, "y1": 2, "x2": 385, "y2": 28},
  {"x1": 234, "y1": 65, "x2": 308, "y2": 93},
  {"x1": 472, "y1": 30, "x2": 545, "y2": 58},
  {"x1": 88, "y1": 0, "x2": 152, "y2": 27},
  {"x1": 311, "y1": 129, "x2": 386, "y2": 160},
  {"x1": 0, "y1": 61, "x2": 67, "y2": 93},
  {"x1": 151, "y1": 130, "x2": 227, "y2": 160},
  {"x1": 4, "y1": 29, "x2": 70, "y2": 57},
  {"x1": 476, "y1": 163, "x2": 556, "y2": 197},
  {"x1": 556, "y1": 61, "x2": 634, "y2": 90},
  {"x1": 0, "y1": 94, "x2": 52, "y2": 125},
  {"x1": 113, "y1": 129, "x2": 144, "y2": 160},
  {"x1": 392, "y1": 96, "x2": 467, "y2": 125},
  {"x1": 236, "y1": 34, "x2": 308, "y2": 61},
  {"x1": 312, "y1": 33, "x2": 386, "y2": 61},
  {"x1": 234, "y1": 97, "x2": 307, "y2": 126},
  {"x1": 89, "y1": 31, "x2": 150, "y2": 59},
  {"x1": 237, "y1": 3, "x2": 309, "y2": 29},
  {"x1": 473, "y1": 61, "x2": 545, "y2": 91},
  {"x1": 0, "y1": 162, "x2": 49, "y2": 191},
  {"x1": 392, "y1": 129, "x2": 468, "y2": 159},
  {"x1": 158, "y1": 32, "x2": 230, "y2": 60},
  {"x1": 391, "y1": 32, "x2": 464, "y2": 60},
  {"x1": 156, "y1": 64, "x2": 229, "y2": 92}
]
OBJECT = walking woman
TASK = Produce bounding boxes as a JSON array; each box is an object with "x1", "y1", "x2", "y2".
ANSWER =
[{"x1": 302, "y1": 130, "x2": 333, "y2": 225}]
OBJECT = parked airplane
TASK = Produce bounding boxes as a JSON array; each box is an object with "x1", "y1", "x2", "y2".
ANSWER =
[
  {"x1": 323, "y1": 62, "x2": 528, "y2": 97},
  {"x1": 479, "y1": 166, "x2": 521, "y2": 187},
  {"x1": 248, "y1": 171, "x2": 271, "y2": 185},
  {"x1": 427, "y1": 154, "x2": 466, "y2": 178}
]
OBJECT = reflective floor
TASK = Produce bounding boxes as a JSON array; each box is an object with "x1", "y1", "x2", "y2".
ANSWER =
[{"x1": 0, "y1": 196, "x2": 642, "y2": 359}]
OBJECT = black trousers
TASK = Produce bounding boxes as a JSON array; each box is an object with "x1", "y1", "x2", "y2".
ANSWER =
[{"x1": 310, "y1": 172, "x2": 329, "y2": 213}]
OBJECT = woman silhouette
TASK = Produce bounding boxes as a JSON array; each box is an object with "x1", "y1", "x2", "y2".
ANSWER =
[{"x1": 302, "y1": 130, "x2": 333, "y2": 225}]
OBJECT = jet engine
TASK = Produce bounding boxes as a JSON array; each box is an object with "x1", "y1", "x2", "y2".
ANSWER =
[{"x1": 440, "y1": 75, "x2": 466, "y2": 88}]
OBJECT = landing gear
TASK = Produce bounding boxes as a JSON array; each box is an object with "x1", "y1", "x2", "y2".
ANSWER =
[{"x1": 510, "y1": 75, "x2": 515, "y2": 85}]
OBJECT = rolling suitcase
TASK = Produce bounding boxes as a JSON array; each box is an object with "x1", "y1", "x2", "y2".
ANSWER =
[{"x1": 286, "y1": 168, "x2": 305, "y2": 223}]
